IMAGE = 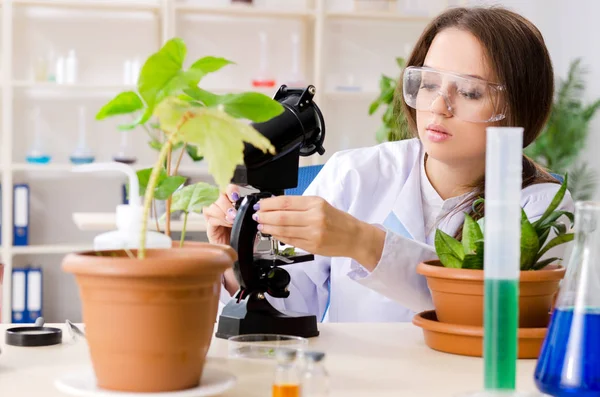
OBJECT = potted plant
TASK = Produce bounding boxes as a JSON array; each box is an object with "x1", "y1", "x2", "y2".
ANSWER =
[
  {"x1": 61, "y1": 37, "x2": 284, "y2": 393},
  {"x1": 416, "y1": 176, "x2": 574, "y2": 329}
]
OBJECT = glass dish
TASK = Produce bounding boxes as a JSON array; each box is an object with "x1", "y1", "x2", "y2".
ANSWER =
[{"x1": 228, "y1": 334, "x2": 309, "y2": 359}]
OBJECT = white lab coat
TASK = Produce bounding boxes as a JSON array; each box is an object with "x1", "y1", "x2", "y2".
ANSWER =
[{"x1": 219, "y1": 138, "x2": 575, "y2": 323}]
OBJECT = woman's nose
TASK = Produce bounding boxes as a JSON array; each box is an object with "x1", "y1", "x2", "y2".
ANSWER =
[{"x1": 429, "y1": 92, "x2": 452, "y2": 117}]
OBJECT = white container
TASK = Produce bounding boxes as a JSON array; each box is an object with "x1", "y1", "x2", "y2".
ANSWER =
[
  {"x1": 55, "y1": 56, "x2": 65, "y2": 84},
  {"x1": 72, "y1": 162, "x2": 173, "y2": 251},
  {"x1": 65, "y1": 49, "x2": 78, "y2": 84}
]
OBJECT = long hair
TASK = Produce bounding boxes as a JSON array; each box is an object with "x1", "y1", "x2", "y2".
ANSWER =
[{"x1": 394, "y1": 6, "x2": 558, "y2": 238}]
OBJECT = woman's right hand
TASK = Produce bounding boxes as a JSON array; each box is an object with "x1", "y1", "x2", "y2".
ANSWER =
[{"x1": 202, "y1": 184, "x2": 239, "y2": 246}]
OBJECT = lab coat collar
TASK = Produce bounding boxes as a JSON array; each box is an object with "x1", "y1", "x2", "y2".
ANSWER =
[{"x1": 383, "y1": 144, "x2": 427, "y2": 244}]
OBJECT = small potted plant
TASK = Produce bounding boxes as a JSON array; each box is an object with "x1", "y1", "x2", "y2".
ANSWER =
[
  {"x1": 416, "y1": 176, "x2": 574, "y2": 329},
  {"x1": 61, "y1": 37, "x2": 284, "y2": 393}
]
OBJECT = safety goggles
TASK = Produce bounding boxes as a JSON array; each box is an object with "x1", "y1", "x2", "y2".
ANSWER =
[{"x1": 402, "y1": 66, "x2": 507, "y2": 123}]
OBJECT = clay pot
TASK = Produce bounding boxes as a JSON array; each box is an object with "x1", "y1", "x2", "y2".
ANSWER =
[
  {"x1": 413, "y1": 310, "x2": 546, "y2": 358},
  {"x1": 416, "y1": 260, "x2": 565, "y2": 328},
  {"x1": 62, "y1": 245, "x2": 235, "y2": 393}
]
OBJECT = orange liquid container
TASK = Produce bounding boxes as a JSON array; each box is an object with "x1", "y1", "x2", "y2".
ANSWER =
[{"x1": 272, "y1": 384, "x2": 300, "y2": 397}]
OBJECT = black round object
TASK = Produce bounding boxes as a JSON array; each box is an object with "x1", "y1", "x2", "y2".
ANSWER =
[{"x1": 5, "y1": 326, "x2": 62, "y2": 347}]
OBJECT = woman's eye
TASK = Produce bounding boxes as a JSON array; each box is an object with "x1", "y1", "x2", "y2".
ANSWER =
[
  {"x1": 459, "y1": 89, "x2": 482, "y2": 100},
  {"x1": 420, "y1": 83, "x2": 439, "y2": 91}
]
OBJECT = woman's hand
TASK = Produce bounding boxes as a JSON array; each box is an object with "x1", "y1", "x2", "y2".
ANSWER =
[
  {"x1": 202, "y1": 184, "x2": 241, "y2": 295},
  {"x1": 253, "y1": 196, "x2": 386, "y2": 270},
  {"x1": 202, "y1": 185, "x2": 239, "y2": 246}
]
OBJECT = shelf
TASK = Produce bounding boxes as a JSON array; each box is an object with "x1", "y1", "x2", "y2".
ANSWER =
[
  {"x1": 325, "y1": 90, "x2": 378, "y2": 100},
  {"x1": 73, "y1": 212, "x2": 207, "y2": 233},
  {"x1": 12, "y1": 163, "x2": 211, "y2": 177},
  {"x1": 326, "y1": 10, "x2": 430, "y2": 22},
  {"x1": 13, "y1": 0, "x2": 160, "y2": 12},
  {"x1": 175, "y1": 4, "x2": 315, "y2": 19},
  {"x1": 11, "y1": 243, "x2": 93, "y2": 255}
]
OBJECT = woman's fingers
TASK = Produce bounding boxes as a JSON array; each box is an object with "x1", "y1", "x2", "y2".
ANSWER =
[
  {"x1": 252, "y1": 210, "x2": 308, "y2": 227},
  {"x1": 203, "y1": 203, "x2": 232, "y2": 227},
  {"x1": 255, "y1": 195, "x2": 319, "y2": 212}
]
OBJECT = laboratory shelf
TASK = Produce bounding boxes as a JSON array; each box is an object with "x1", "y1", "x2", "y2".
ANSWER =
[
  {"x1": 73, "y1": 212, "x2": 207, "y2": 232},
  {"x1": 12, "y1": 0, "x2": 161, "y2": 12},
  {"x1": 175, "y1": 4, "x2": 316, "y2": 19},
  {"x1": 325, "y1": 10, "x2": 431, "y2": 22},
  {"x1": 10, "y1": 243, "x2": 93, "y2": 256},
  {"x1": 11, "y1": 163, "x2": 211, "y2": 177}
]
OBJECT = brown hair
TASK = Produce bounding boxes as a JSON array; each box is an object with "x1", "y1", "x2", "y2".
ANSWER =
[{"x1": 394, "y1": 6, "x2": 559, "y2": 237}]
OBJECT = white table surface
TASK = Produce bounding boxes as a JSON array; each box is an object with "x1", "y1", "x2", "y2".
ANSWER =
[{"x1": 0, "y1": 323, "x2": 541, "y2": 397}]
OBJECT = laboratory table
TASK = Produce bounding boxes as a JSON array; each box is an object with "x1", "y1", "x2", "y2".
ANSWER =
[{"x1": 0, "y1": 323, "x2": 541, "y2": 397}]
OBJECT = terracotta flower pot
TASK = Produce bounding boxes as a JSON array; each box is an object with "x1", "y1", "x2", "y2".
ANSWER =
[
  {"x1": 416, "y1": 260, "x2": 565, "y2": 328},
  {"x1": 62, "y1": 245, "x2": 235, "y2": 393}
]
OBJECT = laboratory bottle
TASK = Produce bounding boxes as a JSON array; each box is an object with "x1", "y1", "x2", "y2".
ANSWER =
[
  {"x1": 301, "y1": 351, "x2": 329, "y2": 397},
  {"x1": 72, "y1": 162, "x2": 172, "y2": 251},
  {"x1": 273, "y1": 349, "x2": 301, "y2": 397},
  {"x1": 534, "y1": 201, "x2": 600, "y2": 397}
]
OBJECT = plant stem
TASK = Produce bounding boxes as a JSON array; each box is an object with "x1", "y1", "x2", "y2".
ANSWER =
[
  {"x1": 152, "y1": 200, "x2": 160, "y2": 232},
  {"x1": 139, "y1": 139, "x2": 173, "y2": 259},
  {"x1": 174, "y1": 143, "x2": 187, "y2": 175},
  {"x1": 179, "y1": 212, "x2": 189, "y2": 248},
  {"x1": 166, "y1": 145, "x2": 173, "y2": 237}
]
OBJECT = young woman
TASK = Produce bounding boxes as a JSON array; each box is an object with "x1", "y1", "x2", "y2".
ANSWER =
[{"x1": 204, "y1": 6, "x2": 574, "y2": 322}]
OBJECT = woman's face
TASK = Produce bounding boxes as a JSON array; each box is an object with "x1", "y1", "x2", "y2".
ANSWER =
[{"x1": 416, "y1": 27, "x2": 500, "y2": 167}]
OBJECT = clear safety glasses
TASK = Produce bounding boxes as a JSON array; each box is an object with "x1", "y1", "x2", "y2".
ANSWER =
[{"x1": 402, "y1": 66, "x2": 507, "y2": 123}]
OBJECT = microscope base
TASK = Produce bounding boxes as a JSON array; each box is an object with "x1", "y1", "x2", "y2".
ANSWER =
[{"x1": 215, "y1": 298, "x2": 320, "y2": 339}]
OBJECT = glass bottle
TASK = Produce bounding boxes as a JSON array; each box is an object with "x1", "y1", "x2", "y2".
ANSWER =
[
  {"x1": 70, "y1": 105, "x2": 95, "y2": 164},
  {"x1": 534, "y1": 201, "x2": 600, "y2": 397},
  {"x1": 26, "y1": 106, "x2": 52, "y2": 164},
  {"x1": 301, "y1": 351, "x2": 329, "y2": 397},
  {"x1": 273, "y1": 349, "x2": 300, "y2": 397},
  {"x1": 112, "y1": 129, "x2": 137, "y2": 164}
]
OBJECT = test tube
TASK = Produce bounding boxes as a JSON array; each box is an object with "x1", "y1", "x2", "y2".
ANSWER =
[{"x1": 483, "y1": 127, "x2": 523, "y2": 390}]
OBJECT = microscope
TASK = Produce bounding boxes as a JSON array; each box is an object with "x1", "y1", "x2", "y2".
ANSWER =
[{"x1": 215, "y1": 85, "x2": 326, "y2": 339}]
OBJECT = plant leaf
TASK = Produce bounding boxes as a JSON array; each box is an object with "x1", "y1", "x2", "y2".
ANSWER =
[
  {"x1": 535, "y1": 210, "x2": 575, "y2": 233},
  {"x1": 537, "y1": 227, "x2": 551, "y2": 250},
  {"x1": 148, "y1": 139, "x2": 162, "y2": 151},
  {"x1": 462, "y1": 213, "x2": 483, "y2": 255},
  {"x1": 179, "y1": 107, "x2": 275, "y2": 191},
  {"x1": 170, "y1": 182, "x2": 219, "y2": 214},
  {"x1": 435, "y1": 229, "x2": 465, "y2": 268},
  {"x1": 369, "y1": 99, "x2": 382, "y2": 115},
  {"x1": 136, "y1": 38, "x2": 188, "y2": 119},
  {"x1": 189, "y1": 56, "x2": 234, "y2": 82},
  {"x1": 520, "y1": 210, "x2": 540, "y2": 270},
  {"x1": 154, "y1": 175, "x2": 186, "y2": 200},
  {"x1": 219, "y1": 92, "x2": 285, "y2": 122},
  {"x1": 462, "y1": 254, "x2": 484, "y2": 270},
  {"x1": 535, "y1": 233, "x2": 575, "y2": 263},
  {"x1": 96, "y1": 91, "x2": 143, "y2": 120},
  {"x1": 185, "y1": 145, "x2": 204, "y2": 162},
  {"x1": 281, "y1": 247, "x2": 296, "y2": 257},
  {"x1": 533, "y1": 175, "x2": 569, "y2": 228},
  {"x1": 532, "y1": 257, "x2": 560, "y2": 271},
  {"x1": 183, "y1": 87, "x2": 222, "y2": 106}
]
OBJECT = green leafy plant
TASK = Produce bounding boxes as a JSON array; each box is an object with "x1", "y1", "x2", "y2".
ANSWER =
[
  {"x1": 525, "y1": 58, "x2": 600, "y2": 201},
  {"x1": 369, "y1": 57, "x2": 411, "y2": 143},
  {"x1": 96, "y1": 38, "x2": 284, "y2": 257},
  {"x1": 434, "y1": 176, "x2": 574, "y2": 270}
]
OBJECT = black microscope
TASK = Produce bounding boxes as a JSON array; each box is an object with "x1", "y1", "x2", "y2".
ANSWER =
[{"x1": 215, "y1": 85, "x2": 326, "y2": 339}]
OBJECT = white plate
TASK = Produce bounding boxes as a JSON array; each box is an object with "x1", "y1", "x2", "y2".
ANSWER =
[{"x1": 54, "y1": 366, "x2": 236, "y2": 397}]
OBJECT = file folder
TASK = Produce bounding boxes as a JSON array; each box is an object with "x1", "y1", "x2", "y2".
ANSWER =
[
  {"x1": 13, "y1": 184, "x2": 30, "y2": 246},
  {"x1": 26, "y1": 267, "x2": 43, "y2": 323},
  {"x1": 11, "y1": 268, "x2": 26, "y2": 323}
]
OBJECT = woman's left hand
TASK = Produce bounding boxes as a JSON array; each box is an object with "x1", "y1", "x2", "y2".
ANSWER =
[{"x1": 253, "y1": 196, "x2": 385, "y2": 270}]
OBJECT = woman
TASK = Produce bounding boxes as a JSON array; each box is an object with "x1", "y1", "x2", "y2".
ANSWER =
[{"x1": 203, "y1": 6, "x2": 574, "y2": 322}]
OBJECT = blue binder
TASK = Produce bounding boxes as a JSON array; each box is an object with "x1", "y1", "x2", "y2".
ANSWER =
[
  {"x1": 13, "y1": 184, "x2": 29, "y2": 246},
  {"x1": 11, "y1": 267, "x2": 43, "y2": 323}
]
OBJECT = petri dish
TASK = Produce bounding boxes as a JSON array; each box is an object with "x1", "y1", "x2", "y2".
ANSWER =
[{"x1": 228, "y1": 334, "x2": 309, "y2": 359}]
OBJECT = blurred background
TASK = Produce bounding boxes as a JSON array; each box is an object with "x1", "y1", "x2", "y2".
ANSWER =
[{"x1": 0, "y1": 0, "x2": 597, "y2": 323}]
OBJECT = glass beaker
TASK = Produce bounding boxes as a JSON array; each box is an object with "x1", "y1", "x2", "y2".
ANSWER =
[{"x1": 534, "y1": 201, "x2": 600, "y2": 397}]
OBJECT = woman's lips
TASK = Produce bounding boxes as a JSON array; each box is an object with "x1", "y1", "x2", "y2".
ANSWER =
[{"x1": 426, "y1": 124, "x2": 452, "y2": 143}]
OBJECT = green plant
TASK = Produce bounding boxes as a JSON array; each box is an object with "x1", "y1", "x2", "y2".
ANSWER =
[
  {"x1": 96, "y1": 37, "x2": 284, "y2": 257},
  {"x1": 369, "y1": 57, "x2": 411, "y2": 143},
  {"x1": 525, "y1": 58, "x2": 600, "y2": 201},
  {"x1": 434, "y1": 176, "x2": 574, "y2": 271}
]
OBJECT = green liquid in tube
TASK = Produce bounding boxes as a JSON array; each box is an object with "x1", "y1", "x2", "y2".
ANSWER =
[{"x1": 484, "y1": 278, "x2": 519, "y2": 390}]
